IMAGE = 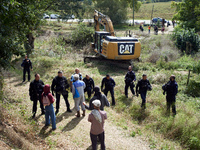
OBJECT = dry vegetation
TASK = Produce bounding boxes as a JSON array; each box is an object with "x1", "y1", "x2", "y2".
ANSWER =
[
  {"x1": 128, "y1": 2, "x2": 176, "y2": 20},
  {"x1": 0, "y1": 21, "x2": 200, "y2": 149}
]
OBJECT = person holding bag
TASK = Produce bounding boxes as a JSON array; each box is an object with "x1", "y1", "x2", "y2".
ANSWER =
[
  {"x1": 42, "y1": 84, "x2": 56, "y2": 130},
  {"x1": 72, "y1": 74, "x2": 86, "y2": 117}
]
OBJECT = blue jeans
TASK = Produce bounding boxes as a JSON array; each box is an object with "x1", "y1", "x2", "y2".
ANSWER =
[
  {"x1": 45, "y1": 104, "x2": 56, "y2": 129},
  {"x1": 140, "y1": 91, "x2": 147, "y2": 107}
]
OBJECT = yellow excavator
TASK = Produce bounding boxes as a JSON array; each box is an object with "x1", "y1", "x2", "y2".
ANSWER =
[{"x1": 84, "y1": 10, "x2": 141, "y2": 62}]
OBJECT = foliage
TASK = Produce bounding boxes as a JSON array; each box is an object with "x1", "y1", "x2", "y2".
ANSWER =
[
  {"x1": 0, "y1": 0, "x2": 53, "y2": 69},
  {"x1": 171, "y1": 0, "x2": 200, "y2": 32},
  {"x1": 70, "y1": 23, "x2": 94, "y2": 46},
  {"x1": 56, "y1": 0, "x2": 94, "y2": 21},
  {"x1": 94, "y1": 0, "x2": 128, "y2": 24},
  {"x1": 171, "y1": 28, "x2": 200, "y2": 54},
  {"x1": 185, "y1": 80, "x2": 200, "y2": 97}
]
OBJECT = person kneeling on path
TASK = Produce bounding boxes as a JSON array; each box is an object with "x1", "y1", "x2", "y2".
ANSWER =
[
  {"x1": 101, "y1": 74, "x2": 116, "y2": 106},
  {"x1": 136, "y1": 74, "x2": 152, "y2": 109},
  {"x1": 83, "y1": 86, "x2": 110, "y2": 111},
  {"x1": 42, "y1": 84, "x2": 56, "y2": 130},
  {"x1": 83, "y1": 75, "x2": 95, "y2": 99},
  {"x1": 72, "y1": 74, "x2": 86, "y2": 117},
  {"x1": 29, "y1": 74, "x2": 45, "y2": 118},
  {"x1": 88, "y1": 100, "x2": 107, "y2": 150},
  {"x1": 51, "y1": 71, "x2": 72, "y2": 115},
  {"x1": 162, "y1": 75, "x2": 178, "y2": 116},
  {"x1": 124, "y1": 66, "x2": 136, "y2": 98}
]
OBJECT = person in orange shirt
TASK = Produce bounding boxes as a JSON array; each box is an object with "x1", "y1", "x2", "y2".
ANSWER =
[{"x1": 148, "y1": 25, "x2": 151, "y2": 34}]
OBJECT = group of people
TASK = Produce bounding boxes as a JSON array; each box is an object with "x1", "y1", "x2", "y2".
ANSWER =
[{"x1": 22, "y1": 55, "x2": 178, "y2": 150}]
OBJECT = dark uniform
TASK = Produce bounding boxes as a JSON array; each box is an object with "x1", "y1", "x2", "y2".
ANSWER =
[
  {"x1": 101, "y1": 77, "x2": 116, "y2": 105},
  {"x1": 125, "y1": 71, "x2": 136, "y2": 97},
  {"x1": 51, "y1": 76, "x2": 71, "y2": 113},
  {"x1": 83, "y1": 77, "x2": 95, "y2": 98},
  {"x1": 21, "y1": 58, "x2": 32, "y2": 82},
  {"x1": 162, "y1": 80, "x2": 178, "y2": 115},
  {"x1": 136, "y1": 79, "x2": 152, "y2": 108},
  {"x1": 29, "y1": 79, "x2": 45, "y2": 116}
]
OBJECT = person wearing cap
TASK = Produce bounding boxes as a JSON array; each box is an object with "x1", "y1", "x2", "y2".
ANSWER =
[
  {"x1": 83, "y1": 86, "x2": 110, "y2": 111},
  {"x1": 51, "y1": 71, "x2": 71, "y2": 115},
  {"x1": 162, "y1": 75, "x2": 178, "y2": 116},
  {"x1": 72, "y1": 74, "x2": 86, "y2": 117},
  {"x1": 88, "y1": 100, "x2": 107, "y2": 150},
  {"x1": 70, "y1": 68, "x2": 83, "y2": 89},
  {"x1": 124, "y1": 66, "x2": 136, "y2": 98},
  {"x1": 83, "y1": 75, "x2": 95, "y2": 99},
  {"x1": 101, "y1": 74, "x2": 116, "y2": 106},
  {"x1": 136, "y1": 74, "x2": 152, "y2": 109}
]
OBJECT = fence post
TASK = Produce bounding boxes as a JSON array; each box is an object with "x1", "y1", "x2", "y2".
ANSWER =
[{"x1": 187, "y1": 69, "x2": 191, "y2": 86}]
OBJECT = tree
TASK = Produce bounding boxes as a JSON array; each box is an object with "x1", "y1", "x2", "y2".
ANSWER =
[
  {"x1": 171, "y1": 0, "x2": 200, "y2": 32},
  {"x1": 0, "y1": 0, "x2": 89, "y2": 69},
  {"x1": 93, "y1": 0, "x2": 141, "y2": 25}
]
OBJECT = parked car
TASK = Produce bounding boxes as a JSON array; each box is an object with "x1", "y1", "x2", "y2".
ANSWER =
[
  {"x1": 43, "y1": 14, "x2": 49, "y2": 19},
  {"x1": 152, "y1": 17, "x2": 167, "y2": 23},
  {"x1": 50, "y1": 14, "x2": 60, "y2": 19}
]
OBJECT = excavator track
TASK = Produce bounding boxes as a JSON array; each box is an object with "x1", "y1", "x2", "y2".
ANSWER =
[{"x1": 84, "y1": 56, "x2": 140, "y2": 69}]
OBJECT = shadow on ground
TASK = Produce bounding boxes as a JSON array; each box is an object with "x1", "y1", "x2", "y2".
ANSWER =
[{"x1": 62, "y1": 116, "x2": 84, "y2": 132}]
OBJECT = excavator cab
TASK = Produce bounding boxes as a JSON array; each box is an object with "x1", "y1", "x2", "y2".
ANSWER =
[{"x1": 94, "y1": 31, "x2": 111, "y2": 54}]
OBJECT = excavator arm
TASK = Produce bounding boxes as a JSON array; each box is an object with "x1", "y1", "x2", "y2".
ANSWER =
[{"x1": 94, "y1": 10, "x2": 115, "y2": 36}]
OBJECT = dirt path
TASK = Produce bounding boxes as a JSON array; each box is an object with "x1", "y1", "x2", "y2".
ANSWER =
[{"x1": 2, "y1": 72, "x2": 150, "y2": 150}]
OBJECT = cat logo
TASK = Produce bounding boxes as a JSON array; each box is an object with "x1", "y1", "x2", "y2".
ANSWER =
[{"x1": 118, "y1": 43, "x2": 135, "y2": 55}]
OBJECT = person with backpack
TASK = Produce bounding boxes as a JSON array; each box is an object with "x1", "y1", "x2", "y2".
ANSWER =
[
  {"x1": 88, "y1": 100, "x2": 107, "y2": 150},
  {"x1": 42, "y1": 84, "x2": 56, "y2": 130},
  {"x1": 83, "y1": 75, "x2": 95, "y2": 99},
  {"x1": 51, "y1": 71, "x2": 71, "y2": 115},
  {"x1": 124, "y1": 66, "x2": 136, "y2": 98},
  {"x1": 72, "y1": 74, "x2": 86, "y2": 117},
  {"x1": 162, "y1": 75, "x2": 178, "y2": 116},
  {"x1": 136, "y1": 74, "x2": 152, "y2": 109},
  {"x1": 101, "y1": 74, "x2": 116, "y2": 106},
  {"x1": 83, "y1": 86, "x2": 110, "y2": 111},
  {"x1": 29, "y1": 74, "x2": 45, "y2": 119},
  {"x1": 21, "y1": 55, "x2": 32, "y2": 83}
]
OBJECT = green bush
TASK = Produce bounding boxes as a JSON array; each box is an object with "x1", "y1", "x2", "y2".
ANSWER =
[
  {"x1": 185, "y1": 80, "x2": 200, "y2": 97},
  {"x1": 193, "y1": 60, "x2": 200, "y2": 74},
  {"x1": 70, "y1": 23, "x2": 94, "y2": 47},
  {"x1": 171, "y1": 28, "x2": 199, "y2": 54}
]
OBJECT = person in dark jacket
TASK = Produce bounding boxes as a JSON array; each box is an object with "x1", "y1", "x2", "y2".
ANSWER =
[
  {"x1": 29, "y1": 74, "x2": 45, "y2": 118},
  {"x1": 101, "y1": 75, "x2": 116, "y2": 106},
  {"x1": 51, "y1": 71, "x2": 71, "y2": 115},
  {"x1": 83, "y1": 86, "x2": 110, "y2": 111},
  {"x1": 136, "y1": 74, "x2": 152, "y2": 109},
  {"x1": 21, "y1": 55, "x2": 32, "y2": 82},
  {"x1": 162, "y1": 75, "x2": 178, "y2": 116},
  {"x1": 83, "y1": 75, "x2": 95, "y2": 99},
  {"x1": 124, "y1": 66, "x2": 136, "y2": 98},
  {"x1": 41, "y1": 84, "x2": 56, "y2": 130}
]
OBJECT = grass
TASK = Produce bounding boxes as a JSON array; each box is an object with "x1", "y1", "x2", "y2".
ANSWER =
[
  {"x1": 1, "y1": 21, "x2": 200, "y2": 149},
  {"x1": 128, "y1": 2, "x2": 176, "y2": 20}
]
